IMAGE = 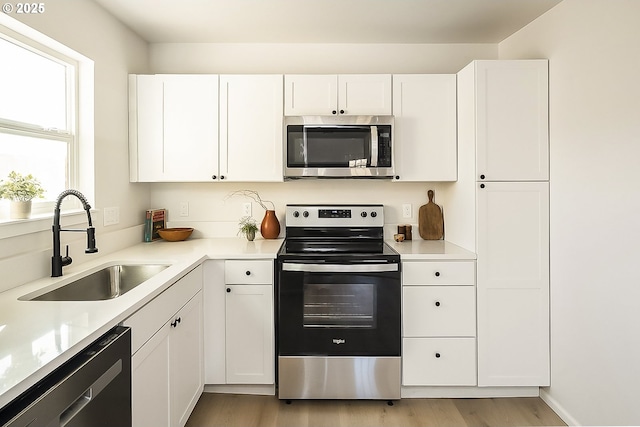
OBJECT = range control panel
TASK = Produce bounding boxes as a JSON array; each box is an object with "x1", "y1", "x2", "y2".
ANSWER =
[{"x1": 286, "y1": 204, "x2": 384, "y2": 227}]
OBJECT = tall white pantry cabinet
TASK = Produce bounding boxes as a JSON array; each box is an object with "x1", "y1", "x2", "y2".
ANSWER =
[{"x1": 452, "y1": 60, "x2": 550, "y2": 387}]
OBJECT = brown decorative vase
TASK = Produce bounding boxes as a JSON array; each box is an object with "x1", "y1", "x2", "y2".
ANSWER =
[{"x1": 260, "y1": 210, "x2": 280, "y2": 239}]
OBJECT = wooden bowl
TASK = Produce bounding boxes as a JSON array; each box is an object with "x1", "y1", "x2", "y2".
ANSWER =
[{"x1": 157, "y1": 227, "x2": 194, "y2": 242}]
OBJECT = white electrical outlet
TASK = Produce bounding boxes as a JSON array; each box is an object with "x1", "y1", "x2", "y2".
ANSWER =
[
  {"x1": 103, "y1": 207, "x2": 120, "y2": 226},
  {"x1": 179, "y1": 202, "x2": 189, "y2": 217},
  {"x1": 402, "y1": 203, "x2": 412, "y2": 219},
  {"x1": 243, "y1": 202, "x2": 252, "y2": 217}
]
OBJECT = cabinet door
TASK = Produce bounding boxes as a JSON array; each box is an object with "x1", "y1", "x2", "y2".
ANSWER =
[
  {"x1": 169, "y1": 292, "x2": 204, "y2": 427},
  {"x1": 475, "y1": 60, "x2": 549, "y2": 181},
  {"x1": 203, "y1": 260, "x2": 226, "y2": 384},
  {"x1": 130, "y1": 75, "x2": 163, "y2": 182},
  {"x1": 225, "y1": 284, "x2": 274, "y2": 384},
  {"x1": 338, "y1": 74, "x2": 392, "y2": 116},
  {"x1": 132, "y1": 322, "x2": 170, "y2": 427},
  {"x1": 476, "y1": 181, "x2": 550, "y2": 386},
  {"x1": 162, "y1": 75, "x2": 219, "y2": 181},
  {"x1": 403, "y1": 286, "x2": 476, "y2": 337},
  {"x1": 219, "y1": 75, "x2": 284, "y2": 182},
  {"x1": 392, "y1": 74, "x2": 457, "y2": 181},
  {"x1": 403, "y1": 338, "x2": 476, "y2": 386},
  {"x1": 284, "y1": 74, "x2": 337, "y2": 116},
  {"x1": 129, "y1": 75, "x2": 219, "y2": 182}
]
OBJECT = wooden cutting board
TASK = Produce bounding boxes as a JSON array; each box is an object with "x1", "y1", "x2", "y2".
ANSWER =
[{"x1": 418, "y1": 189, "x2": 444, "y2": 240}]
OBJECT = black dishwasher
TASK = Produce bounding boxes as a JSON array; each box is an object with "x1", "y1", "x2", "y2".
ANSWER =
[{"x1": 0, "y1": 326, "x2": 131, "y2": 427}]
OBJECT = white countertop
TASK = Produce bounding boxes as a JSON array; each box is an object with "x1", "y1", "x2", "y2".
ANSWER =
[
  {"x1": 0, "y1": 237, "x2": 283, "y2": 408},
  {"x1": 0, "y1": 236, "x2": 474, "y2": 408},
  {"x1": 387, "y1": 239, "x2": 476, "y2": 260}
]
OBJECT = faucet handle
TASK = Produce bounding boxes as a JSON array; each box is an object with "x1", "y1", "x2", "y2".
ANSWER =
[{"x1": 62, "y1": 245, "x2": 72, "y2": 267}]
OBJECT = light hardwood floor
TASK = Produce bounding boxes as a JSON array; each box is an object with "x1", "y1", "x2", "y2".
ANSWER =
[{"x1": 186, "y1": 393, "x2": 566, "y2": 427}]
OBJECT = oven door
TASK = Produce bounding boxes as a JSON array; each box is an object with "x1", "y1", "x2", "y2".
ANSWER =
[{"x1": 277, "y1": 261, "x2": 401, "y2": 357}]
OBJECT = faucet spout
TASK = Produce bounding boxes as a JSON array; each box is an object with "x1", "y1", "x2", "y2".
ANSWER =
[{"x1": 51, "y1": 190, "x2": 98, "y2": 277}]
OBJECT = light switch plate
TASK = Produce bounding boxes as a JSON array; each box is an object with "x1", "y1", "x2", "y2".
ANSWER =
[
  {"x1": 243, "y1": 202, "x2": 252, "y2": 217},
  {"x1": 402, "y1": 204, "x2": 412, "y2": 219},
  {"x1": 103, "y1": 207, "x2": 119, "y2": 226},
  {"x1": 179, "y1": 202, "x2": 189, "y2": 217}
]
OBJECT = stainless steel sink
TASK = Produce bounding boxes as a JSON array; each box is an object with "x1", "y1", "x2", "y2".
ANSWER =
[{"x1": 23, "y1": 264, "x2": 169, "y2": 301}]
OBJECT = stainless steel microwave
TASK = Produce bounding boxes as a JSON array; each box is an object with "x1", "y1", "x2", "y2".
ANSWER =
[{"x1": 284, "y1": 116, "x2": 394, "y2": 178}]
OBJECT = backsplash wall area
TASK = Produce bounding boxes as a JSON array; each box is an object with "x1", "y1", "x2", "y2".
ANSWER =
[{"x1": 149, "y1": 181, "x2": 452, "y2": 240}]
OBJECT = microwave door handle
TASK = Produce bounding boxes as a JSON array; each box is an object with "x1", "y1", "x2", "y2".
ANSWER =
[
  {"x1": 370, "y1": 126, "x2": 378, "y2": 167},
  {"x1": 302, "y1": 126, "x2": 309, "y2": 166}
]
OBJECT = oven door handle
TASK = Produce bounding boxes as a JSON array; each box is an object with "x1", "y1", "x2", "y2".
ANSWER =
[{"x1": 282, "y1": 262, "x2": 398, "y2": 273}]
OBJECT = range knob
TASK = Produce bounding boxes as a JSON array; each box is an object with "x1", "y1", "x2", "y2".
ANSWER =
[
  {"x1": 370, "y1": 211, "x2": 377, "y2": 218},
  {"x1": 361, "y1": 211, "x2": 368, "y2": 218},
  {"x1": 293, "y1": 211, "x2": 300, "y2": 218},
  {"x1": 303, "y1": 211, "x2": 310, "y2": 218}
]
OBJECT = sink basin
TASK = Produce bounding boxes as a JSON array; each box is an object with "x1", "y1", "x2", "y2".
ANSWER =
[{"x1": 23, "y1": 264, "x2": 170, "y2": 301}]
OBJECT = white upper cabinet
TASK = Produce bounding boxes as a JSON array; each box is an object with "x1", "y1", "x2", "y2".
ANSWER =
[
  {"x1": 284, "y1": 75, "x2": 337, "y2": 116},
  {"x1": 392, "y1": 74, "x2": 457, "y2": 181},
  {"x1": 473, "y1": 60, "x2": 549, "y2": 181},
  {"x1": 219, "y1": 75, "x2": 284, "y2": 182},
  {"x1": 284, "y1": 74, "x2": 392, "y2": 116},
  {"x1": 129, "y1": 74, "x2": 219, "y2": 182}
]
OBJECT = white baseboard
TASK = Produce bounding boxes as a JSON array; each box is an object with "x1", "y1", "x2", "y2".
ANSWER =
[
  {"x1": 540, "y1": 388, "x2": 580, "y2": 426},
  {"x1": 401, "y1": 386, "x2": 540, "y2": 398},
  {"x1": 204, "y1": 384, "x2": 276, "y2": 396}
]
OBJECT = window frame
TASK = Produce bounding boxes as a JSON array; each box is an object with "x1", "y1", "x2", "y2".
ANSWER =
[{"x1": 0, "y1": 14, "x2": 94, "y2": 233}]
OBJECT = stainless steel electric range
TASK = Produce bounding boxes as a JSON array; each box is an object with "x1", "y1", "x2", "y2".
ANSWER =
[{"x1": 276, "y1": 204, "x2": 401, "y2": 400}]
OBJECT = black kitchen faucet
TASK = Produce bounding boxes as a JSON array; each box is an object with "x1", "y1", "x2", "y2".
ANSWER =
[{"x1": 51, "y1": 189, "x2": 98, "y2": 277}]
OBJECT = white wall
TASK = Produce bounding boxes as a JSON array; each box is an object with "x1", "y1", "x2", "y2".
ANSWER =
[
  {"x1": 0, "y1": 0, "x2": 150, "y2": 289},
  {"x1": 150, "y1": 42, "x2": 496, "y2": 74},
  {"x1": 500, "y1": 1, "x2": 640, "y2": 425},
  {"x1": 149, "y1": 42, "x2": 497, "y2": 237}
]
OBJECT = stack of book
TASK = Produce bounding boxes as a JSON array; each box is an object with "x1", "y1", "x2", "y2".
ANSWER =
[{"x1": 144, "y1": 208, "x2": 166, "y2": 242}]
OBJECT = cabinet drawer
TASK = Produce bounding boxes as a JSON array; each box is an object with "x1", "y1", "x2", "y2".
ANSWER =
[
  {"x1": 125, "y1": 265, "x2": 202, "y2": 354},
  {"x1": 402, "y1": 338, "x2": 477, "y2": 386},
  {"x1": 225, "y1": 260, "x2": 273, "y2": 284},
  {"x1": 403, "y1": 286, "x2": 475, "y2": 337},
  {"x1": 403, "y1": 261, "x2": 475, "y2": 285}
]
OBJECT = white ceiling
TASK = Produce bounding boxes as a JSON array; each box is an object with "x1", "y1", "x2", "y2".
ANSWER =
[{"x1": 93, "y1": 0, "x2": 563, "y2": 44}]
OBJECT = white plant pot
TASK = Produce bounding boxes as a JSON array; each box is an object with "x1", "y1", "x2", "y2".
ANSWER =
[{"x1": 9, "y1": 200, "x2": 32, "y2": 219}]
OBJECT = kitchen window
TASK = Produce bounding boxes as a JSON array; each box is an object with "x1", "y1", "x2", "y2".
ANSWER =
[{"x1": 0, "y1": 16, "x2": 94, "y2": 234}]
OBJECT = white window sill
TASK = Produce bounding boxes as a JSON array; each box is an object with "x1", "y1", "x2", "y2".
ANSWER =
[{"x1": 0, "y1": 209, "x2": 97, "y2": 240}]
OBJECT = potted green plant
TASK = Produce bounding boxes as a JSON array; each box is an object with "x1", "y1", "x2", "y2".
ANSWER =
[
  {"x1": 0, "y1": 171, "x2": 45, "y2": 219},
  {"x1": 238, "y1": 216, "x2": 258, "y2": 241},
  {"x1": 226, "y1": 190, "x2": 280, "y2": 239}
]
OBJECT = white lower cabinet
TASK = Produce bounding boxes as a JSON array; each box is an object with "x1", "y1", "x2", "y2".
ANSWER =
[
  {"x1": 131, "y1": 322, "x2": 170, "y2": 427},
  {"x1": 225, "y1": 284, "x2": 274, "y2": 384},
  {"x1": 169, "y1": 293, "x2": 204, "y2": 426},
  {"x1": 403, "y1": 338, "x2": 476, "y2": 386},
  {"x1": 403, "y1": 286, "x2": 475, "y2": 337},
  {"x1": 476, "y1": 181, "x2": 550, "y2": 386},
  {"x1": 401, "y1": 260, "x2": 477, "y2": 387},
  {"x1": 125, "y1": 266, "x2": 204, "y2": 427},
  {"x1": 204, "y1": 259, "x2": 275, "y2": 388}
]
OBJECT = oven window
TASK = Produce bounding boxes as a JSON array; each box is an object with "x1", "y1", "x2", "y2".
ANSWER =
[{"x1": 303, "y1": 283, "x2": 376, "y2": 328}]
